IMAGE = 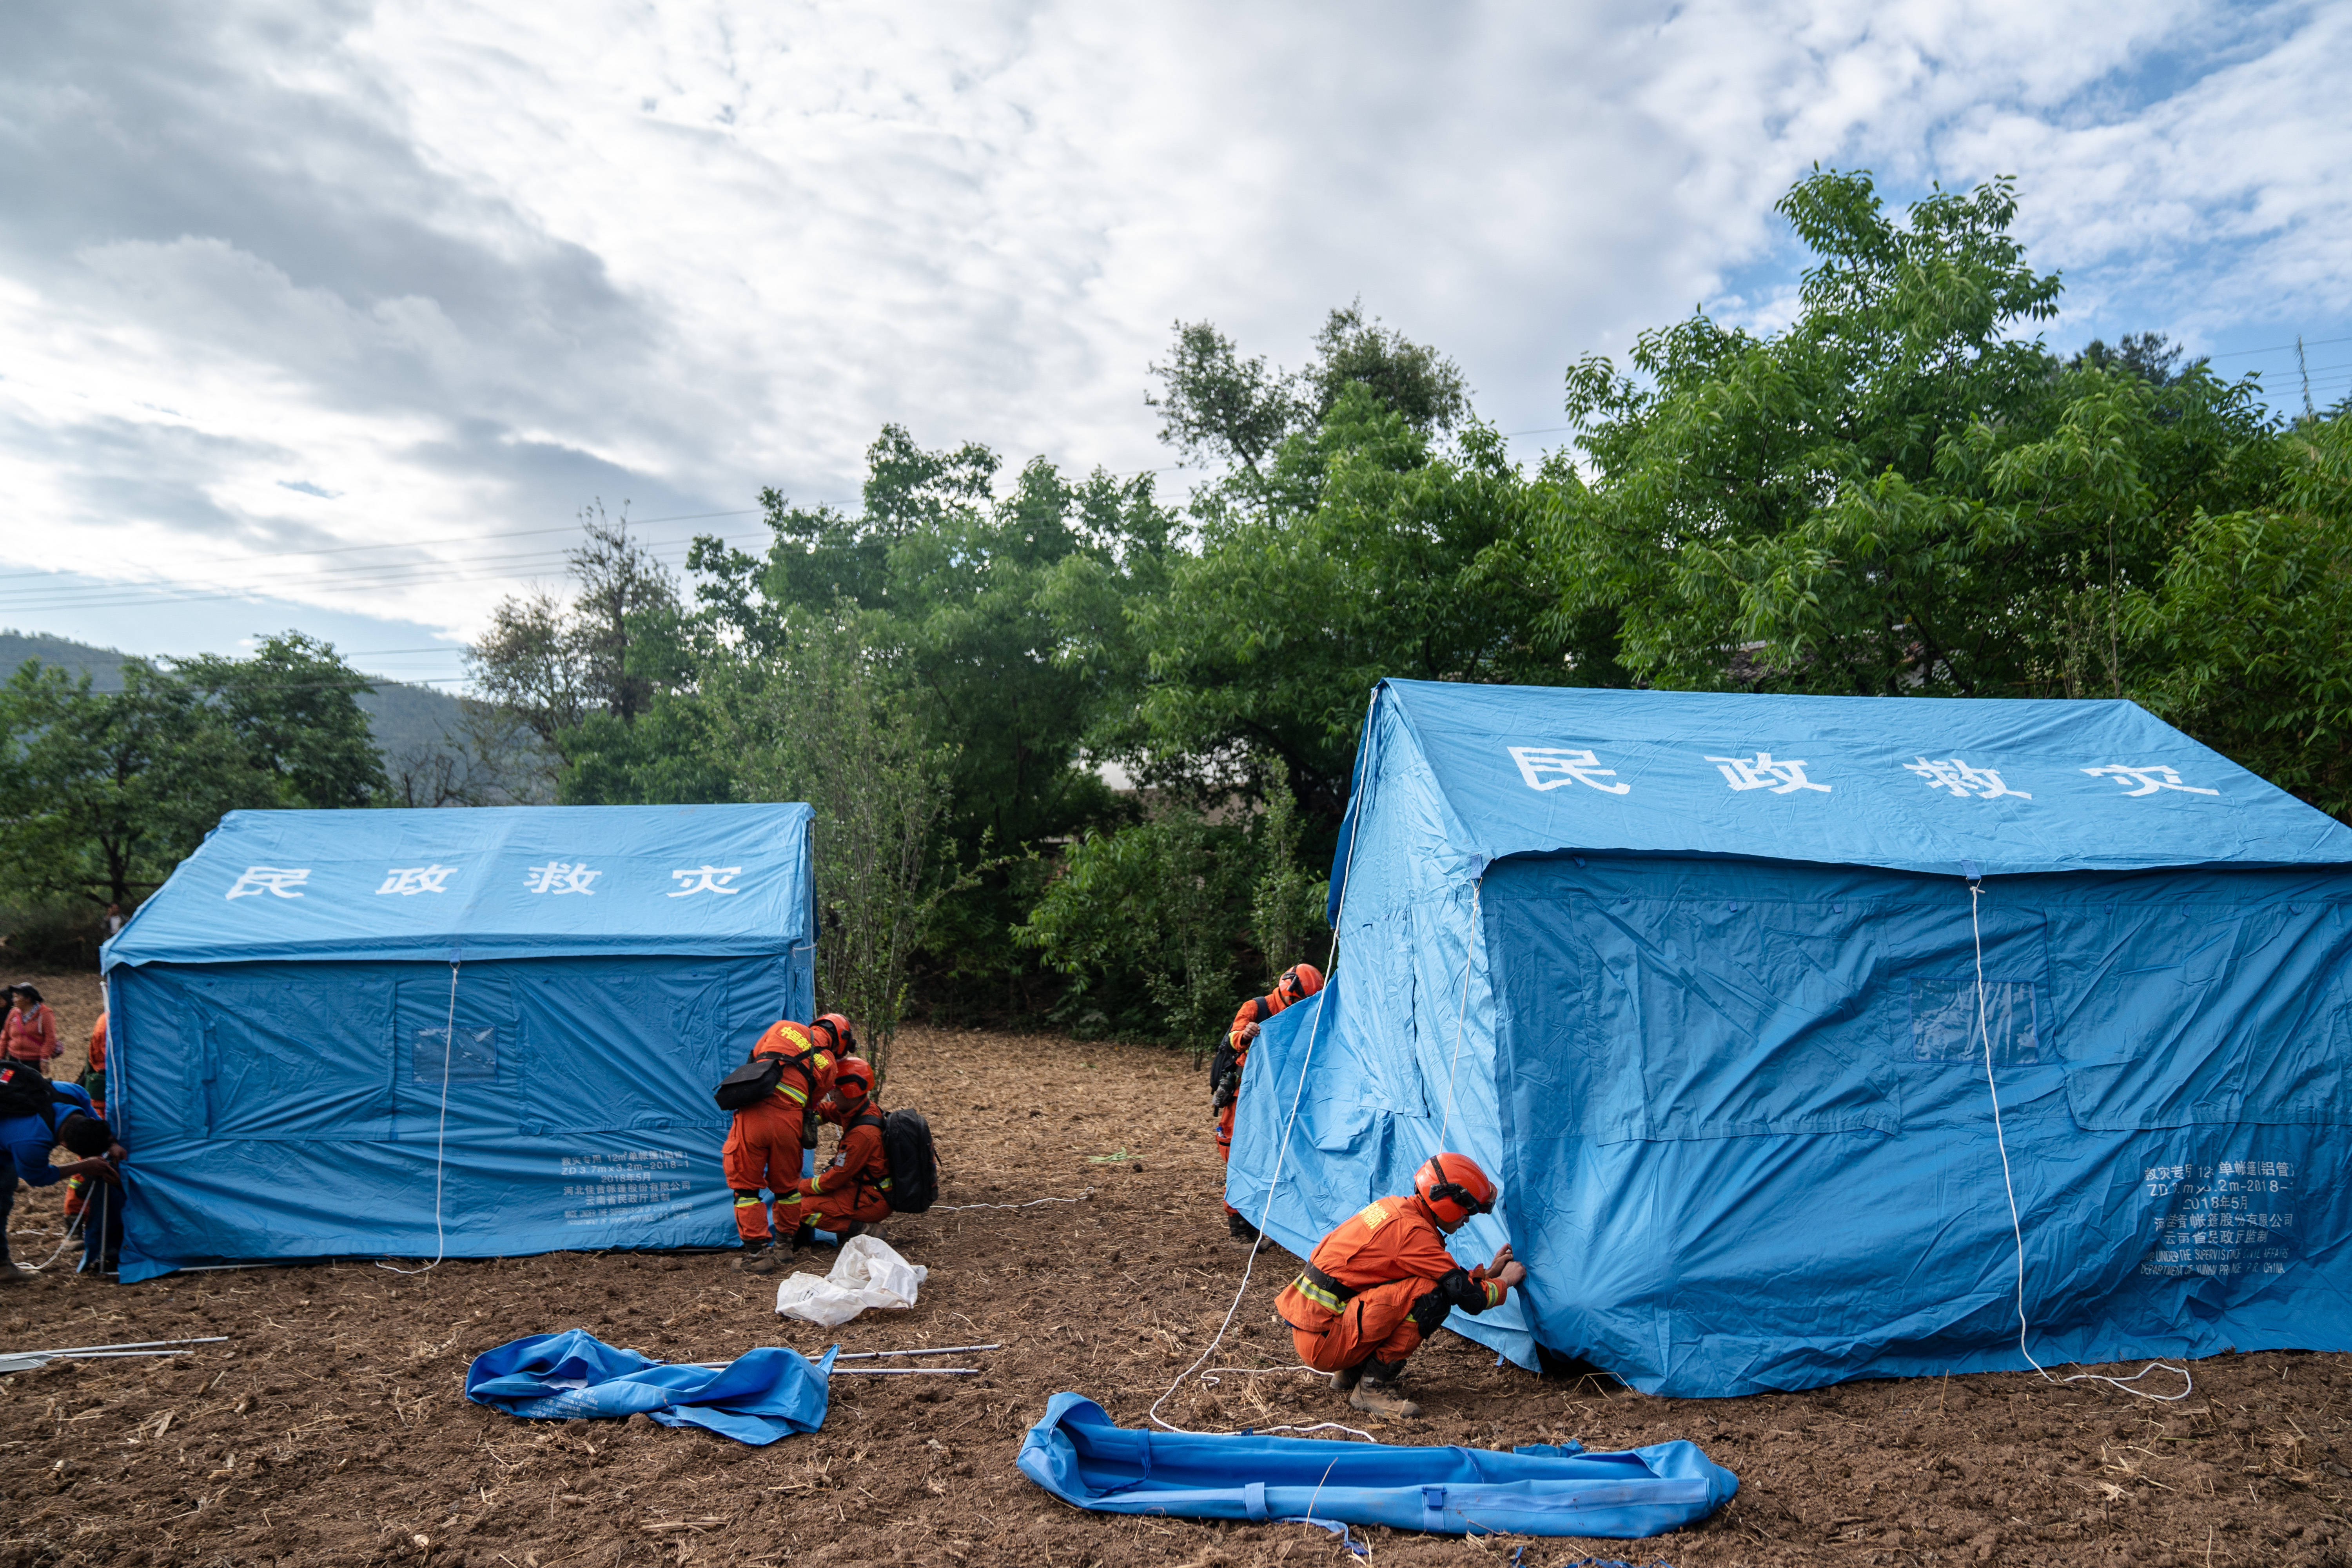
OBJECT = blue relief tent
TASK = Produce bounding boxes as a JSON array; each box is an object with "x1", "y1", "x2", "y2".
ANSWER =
[
  {"x1": 100, "y1": 803, "x2": 816, "y2": 1282},
  {"x1": 1226, "y1": 681, "x2": 2352, "y2": 1397}
]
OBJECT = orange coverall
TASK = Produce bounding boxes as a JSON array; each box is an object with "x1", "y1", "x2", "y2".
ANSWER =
[
  {"x1": 1274, "y1": 1194, "x2": 1510, "y2": 1373},
  {"x1": 1215, "y1": 990, "x2": 1292, "y2": 1217},
  {"x1": 721, "y1": 1021, "x2": 835, "y2": 1244},
  {"x1": 798, "y1": 1108, "x2": 893, "y2": 1230}
]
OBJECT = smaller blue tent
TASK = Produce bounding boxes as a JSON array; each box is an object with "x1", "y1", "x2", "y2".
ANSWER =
[
  {"x1": 1229, "y1": 682, "x2": 2352, "y2": 1396},
  {"x1": 102, "y1": 803, "x2": 815, "y2": 1281}
]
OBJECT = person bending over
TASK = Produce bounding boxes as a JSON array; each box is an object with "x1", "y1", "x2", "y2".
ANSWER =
[
  {"x1": 1274, "y1": 1152, "x2": 1526, "y2": 1419},
  {"x1": 1, "y1": 1070, "x2": 122, "y2": 1282},
  {"x1": 789, "y1": 1055, "x2": 892, "y2": 1249},
  {"x1": 1212, "y1": 963, "x2": 1321, "y2": 1240},
  {"x1": 724, "y1": 1014, "x2": 855, "y2": 1274}
]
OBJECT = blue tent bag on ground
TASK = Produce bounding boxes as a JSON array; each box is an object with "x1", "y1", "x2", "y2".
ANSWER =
[
  {"x1": 1016, "y1": 1393, "x2": 1736, "y2": 1538},
  {"x1": 465, "y1": 1330, "x2": 833, "y2": 1445}
]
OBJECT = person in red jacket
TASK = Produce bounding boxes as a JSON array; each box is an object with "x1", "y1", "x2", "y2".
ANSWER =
[
  {"x1": 1274, "y1": 1152, "x2": 1527, "y2": 1419},
  {"x1": 2, "y1": 984, "x2": 58, "y2": 1073},
  {"x1": 724, "y1": 1014, "x2": 853, "y2": 1274},
  {"x1": 1214, "y1": 963, "x2": 1321, "y2": 1239},
  {"x1": 791, "y1": 1056, "x2": 893, "y2": 1246}
]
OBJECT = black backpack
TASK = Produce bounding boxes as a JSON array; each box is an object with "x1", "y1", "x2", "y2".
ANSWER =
[
  {"x1": 877, "y1": 1108, "x2": 939, "y2": 1214},
  {"x1": 714, "y1": 1033, "x2": 831, "y2": 1112},
  {"x1": 0, "y1": 1063, "x2": 63, "y2": 1127},
  {"x1": 713, "y1": 1056, "x2": 786, "y2": 1111}
]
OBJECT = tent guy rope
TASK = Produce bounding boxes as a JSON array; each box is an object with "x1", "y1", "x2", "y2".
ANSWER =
[
  {"x1": 379, "y1": 956, "x2": 459, "y2": 1277},
  {"x1": 1148, "y1": 697, "x2": 1376, "y2": 1443},
  {"x1": 1970, "y1": 880, "x2": 2190, "y2": 1404}
]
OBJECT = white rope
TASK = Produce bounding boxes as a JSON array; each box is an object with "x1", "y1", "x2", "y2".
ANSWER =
[
  {"x1": 9, "y1": 1221, "x2": 80, "y2": 1273},
  {"x1": 929, "y1": 1190, "x2": 1094, "y2": 1211},
  {"x1": 1969, "y1": 881, "x2": 2190, "y2": 1403},
  {"x1": 1149, "y1": 727, "x2": 1374, "y2": 1443},
  {"x1": 379, "y1": 958, "x2": 460, "y2": 1276}
]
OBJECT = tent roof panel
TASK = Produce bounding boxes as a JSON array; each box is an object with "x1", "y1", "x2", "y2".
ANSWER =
[
  {"x1": 1376, "y1": 681, "x2": 2352, "y2": 878},
  {"x1": 105, "y1": 802, "x2": 815, "y2": 967}
]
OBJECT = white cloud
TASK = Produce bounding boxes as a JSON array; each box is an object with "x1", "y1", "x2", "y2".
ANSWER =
[{"x1": 0, "y1": 0, "x2": 2341, "y2": 652}]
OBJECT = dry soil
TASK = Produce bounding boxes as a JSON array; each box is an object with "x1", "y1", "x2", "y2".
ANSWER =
[{"x1": 4, "y1": 969, "x2": 2350, "y2": 1567}]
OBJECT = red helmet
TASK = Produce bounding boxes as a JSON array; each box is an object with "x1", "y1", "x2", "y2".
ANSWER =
[
  {"x1": 1415, "y1": 1152, "x2": 1497, "y2": 1230},
  {"x1": 1276, "y1": 964, "x2": 1323, "y2": 1005},
  {"x1": 811, "y1": 1013, "x2": 857, "y2": 1053},
  {"x1": 831, "y1": 1056, "x2": 875, "y2": 1107}
]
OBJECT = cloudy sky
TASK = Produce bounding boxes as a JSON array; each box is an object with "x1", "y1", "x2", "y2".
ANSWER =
[{"x1": 1, "y1": 0, "x2": 2346, "y2": 690}]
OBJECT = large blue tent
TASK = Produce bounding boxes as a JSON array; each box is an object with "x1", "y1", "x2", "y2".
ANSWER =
[
  {"x1": 101, "y1": 803, "x2": 815, "y2": 1282},
  {"x1": 1227, "y1": 681, "x2": 2352, "y2": 1396}
]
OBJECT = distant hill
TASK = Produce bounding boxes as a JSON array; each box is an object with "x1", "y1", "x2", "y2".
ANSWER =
[{"x1": 0, "y1": 628, "x2": 470, "y2": 764}]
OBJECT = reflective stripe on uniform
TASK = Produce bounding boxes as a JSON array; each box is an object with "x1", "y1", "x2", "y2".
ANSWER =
[{"x1": 1292, "y1": 1272, "x2": 1349, "y2": 1316}]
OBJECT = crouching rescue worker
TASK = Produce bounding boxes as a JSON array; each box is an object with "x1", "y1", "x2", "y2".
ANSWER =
[
  {"x1": 724, "y1": 1013, "x2": 855, "y2": 1275},
  {"x1": 1214, "y1": 963, "x2": 1321, "y2": 1240},
  {"x1": 789, "y1": 1056, "x2": 892, "y2": 1247},
  {"x1": 1274, "y1": 1152, "x2": 1526, "y2": 1419}
]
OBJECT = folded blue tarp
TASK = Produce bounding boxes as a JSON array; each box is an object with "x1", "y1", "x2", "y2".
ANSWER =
[
  {"x1": 1017, "y1": 1394, "x2": 1737, "y2": 1538},
  {"x1": 465, "y1": 1330, "x2": 833, "y2": 1445}
]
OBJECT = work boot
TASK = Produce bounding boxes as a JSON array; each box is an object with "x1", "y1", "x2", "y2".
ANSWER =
[
  {"x1": 1330, "y1": 1361, "x2": 1364, "y2": 1393},
  {"x1": 736, "y1": 1241, "x2": 784, "y2": 1276},
  {"x1": 1347, "y1": 1361, "x2": 1422, "y2": 1419},
  {"x1": 1227, "y1": 1211, "x2": 1260, "y2": 1243}
]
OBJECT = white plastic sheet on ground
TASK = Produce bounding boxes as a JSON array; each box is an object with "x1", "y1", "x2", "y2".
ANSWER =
[{"x1": 773, "y1": 1235, "x2": 929, "y2": 1325}]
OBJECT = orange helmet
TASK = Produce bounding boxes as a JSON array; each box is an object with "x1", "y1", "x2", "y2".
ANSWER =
[
  {"x1": 1415, "y1": 1152, "x2": 1497, "y2": 1230},
  {"x1": 811, "y1": 1013, "x2": 857, "y2": 1054},
  {"x1": 831, "y1": 1056, "x2": 875, "y2": 1107},
  {"x1": 752, "y1": 1018, "x2": 816, "y2": 1060},
  {"x1": 1274, "y1": 964, "x2": 1324, "y2": 1007}
]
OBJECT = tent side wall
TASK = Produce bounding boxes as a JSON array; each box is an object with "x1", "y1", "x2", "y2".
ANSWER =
[
  {"x1": 111, "y1": 949, "x2": 812, "y2": 1279},
  {"x1": 1486, "y1": 852, "x2": 2352, "y2": 1396},
  {"x1": 1227, "y1": 695, "x2": 1540, "y2": 1361}
]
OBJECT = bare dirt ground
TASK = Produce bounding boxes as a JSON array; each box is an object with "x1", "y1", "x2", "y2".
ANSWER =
[{"x1": 5, "y1": 968, "x2": 2352, "y2": 1567}]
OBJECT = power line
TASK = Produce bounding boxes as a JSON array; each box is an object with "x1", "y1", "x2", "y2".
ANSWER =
[
  {"x1": 2205, "y1": 334, "x2": 2352, "y2": 362},
  {"x1": 0, "y1": 527, "x2": 771, "y2": 615}
]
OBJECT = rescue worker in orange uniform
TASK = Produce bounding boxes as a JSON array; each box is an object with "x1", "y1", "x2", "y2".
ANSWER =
[
  {"x1": 725, "y1": 1013, "x2": 855, "y2": 1274},
  {"x1": 790, "y1": 1056, "x2": 893, "y2": 1247},
  {"x1": 1274, "y1": 1152, "x2": 1526, "y2": 1419},
  {"x1": 1214, "y1": 963, "x2": 1322, "y2": 1240}
]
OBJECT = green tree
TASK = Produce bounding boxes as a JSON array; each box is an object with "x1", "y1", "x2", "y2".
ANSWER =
[
  {"x1": 0, "y1": 660, "x2": 273, "y2": 907},
  {"x1": 704, "y1": 610, "x2": 967, "y2": 1079},
  {"x1": 175, "y1": 632, "x2": 388, "y2": 808},
  {"x1": 1247, "y1": 758, "x2": 1328, "y2": 983},
  {"x1": 1013, "y1": 803, "x2": 1252, "y2": 1051},
  {"x1": 1122, "y1": 385, "x2": 1584, "y2": 819},
  {"x1": 1543, "y1": 169, "x2": 2276, "y2": 698},
  {"x1": 467, "y1": 510, "x2": 720, "y2": 805},
  {"x1": 2130, "y1": 415, "x2": 2352, "y2": 816},
  {"x1": 693, "y1": 426, "x2": 1176, "y2": 1007}
]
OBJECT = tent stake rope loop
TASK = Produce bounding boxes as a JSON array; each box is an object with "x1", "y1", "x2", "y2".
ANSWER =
[
  {"x1": 1971, "y1": 882, "x2": 2190, "y2": 1404},
  {"x1": 380, "y1": 957, "x2": 460, "y2": 1277},
  {"x1": 1149, "y1": 705, "x2": 1376, "y2": 1444}
]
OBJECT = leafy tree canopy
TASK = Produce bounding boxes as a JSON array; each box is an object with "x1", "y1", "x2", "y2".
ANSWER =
[{"x1": 1545, "y1": 168, "x2": 2280, "y2": 700}]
